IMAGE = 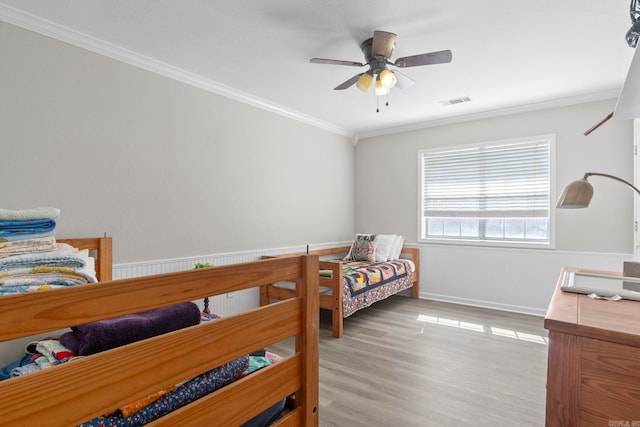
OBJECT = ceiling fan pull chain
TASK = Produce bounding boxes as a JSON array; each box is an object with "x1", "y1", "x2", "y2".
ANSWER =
[{"x1": 376, "y1": 95, "x2": 380, "y2": 113}]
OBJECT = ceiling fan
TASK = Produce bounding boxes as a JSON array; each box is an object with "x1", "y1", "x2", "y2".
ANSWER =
[{"x1": 310, "y1": 30, "x2": 453, "y2": 96}]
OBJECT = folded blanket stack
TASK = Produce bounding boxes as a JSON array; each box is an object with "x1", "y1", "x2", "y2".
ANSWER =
[{"x1": 0, "y1": 207, "x2": 98, "y2": 296}]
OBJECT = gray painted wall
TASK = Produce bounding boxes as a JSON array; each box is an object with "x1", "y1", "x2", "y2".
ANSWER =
[{"x1": 1, "y1": 23, "x2": 355, "y2": 263}]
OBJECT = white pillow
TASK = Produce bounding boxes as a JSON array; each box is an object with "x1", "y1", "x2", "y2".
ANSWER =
[
  {"x1": 388, "y1": 235, "x2": 404, "y2": 260},
  {"x1": 375, "y1": 234, "x2": 397, "y2": 262}
]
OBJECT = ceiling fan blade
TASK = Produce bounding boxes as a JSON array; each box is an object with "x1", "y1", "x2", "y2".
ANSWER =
[
  {"x1": 394, "y1": 49, "x2": 453, "y2": 68},
  {"x1": 334, "y1": 73, "x2": 362, "y2": 90},
  {"x1": 393, "y1": 70, "x2": 415, "y2": 89},
  {"x1": 310, "y1": 58, "x2": 365, "y2": 67},
  {"x1": 372, "y1": 31, "x2": 397, "y2": 59}
]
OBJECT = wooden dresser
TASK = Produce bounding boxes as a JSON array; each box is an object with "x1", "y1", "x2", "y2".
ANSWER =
[{"x1": 545, "y1": 267, "x2": 640, "y2": 426}]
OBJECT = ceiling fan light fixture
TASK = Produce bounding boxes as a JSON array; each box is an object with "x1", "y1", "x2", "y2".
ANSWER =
[
  {"x1": 356, "y1": 72, "x2": 373, "y2": 92},
  {"x1": 379, "y1": 69, "x2": 397, "y2": 89},
  {"x1": 309, "y1": 30, "x2": 453, "y2": 98},
  {"x1": 375, "y1": 78, "x2": 390, "y2": 96}
]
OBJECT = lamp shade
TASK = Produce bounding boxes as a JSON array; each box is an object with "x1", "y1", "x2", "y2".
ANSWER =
[
  {"x1": 379, "y1": 69, "x2": 397, "y2": 89},
  {"x1": 375, "y1": 79, "x2": 389, "y2": 96},
  {"x1": 356, "y1": 73, "x2": 373, "y2": 92},
  {"x1": 557, "y1": 172, "x2": 640, "y2": 209},
  {"x1": 556, "y1": 178, "x2": 594, "y2": 208}
]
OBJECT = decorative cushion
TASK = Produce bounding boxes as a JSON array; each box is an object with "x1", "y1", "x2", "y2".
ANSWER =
[
  {"x1": 375, "y1": 234, "x2": 397, "y2": 262},
  {"x1": 346, "y1": 234, "x2": 377, "y2": 262}
]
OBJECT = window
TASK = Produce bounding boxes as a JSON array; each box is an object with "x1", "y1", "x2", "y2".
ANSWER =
[{"x1": 419, "y1": 135, "x2": 554, "y2": 247}]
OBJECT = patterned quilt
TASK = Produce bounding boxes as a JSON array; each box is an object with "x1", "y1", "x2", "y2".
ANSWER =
[
  {"x1": 342, "y1": 259, "x2": 410, "y2": 296},
  {"x1": 340, "y1": 259, "x2": 414, "y2": 318}
]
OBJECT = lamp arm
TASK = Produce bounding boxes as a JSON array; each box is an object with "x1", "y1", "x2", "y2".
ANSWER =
[{"x1": 586, "y1": 172, "x2": 640, "y2": 195}]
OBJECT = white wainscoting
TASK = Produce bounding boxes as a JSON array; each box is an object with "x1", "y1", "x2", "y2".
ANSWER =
[
  {"x1": 112, "y1": 242, "x2": 350, "y2": 317},
  {"x1": 417, "y1": 243, "x2": 633, "y2": 316},
  {"x1": 112, "y1": 241, "x2": 632, "y2": 318}
]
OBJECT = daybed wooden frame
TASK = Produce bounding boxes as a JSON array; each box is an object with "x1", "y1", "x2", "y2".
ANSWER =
[
  {"x1": 261, "y1": 246, "x2": 419, "y2": 338},
  {"x1": 0, "y1": 237, "x2": 319, "y2": 426}
]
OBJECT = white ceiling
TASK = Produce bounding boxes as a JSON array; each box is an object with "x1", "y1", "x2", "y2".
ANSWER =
[{"x1": 0, "y1": 1, "x2": 636, "y2": 139}]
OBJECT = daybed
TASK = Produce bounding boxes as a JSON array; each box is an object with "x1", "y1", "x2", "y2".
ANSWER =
[
  {"x1": 261, "y1": 239, "x2": 419, "y2": 338},
  {"x1": 0, "y1": 237, "x2": 319, "y2": 426}
]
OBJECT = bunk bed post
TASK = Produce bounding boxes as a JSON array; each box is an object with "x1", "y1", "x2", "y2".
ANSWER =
[
  {"x1": 332, "y1": 262, "x2": 344, "y2": 338},
  {"x1": 97, "y1": 237, "x2": 113, "y2": 282},
  {"x1": 296, "y1": 254, "x2": 320, "y2": 425}
]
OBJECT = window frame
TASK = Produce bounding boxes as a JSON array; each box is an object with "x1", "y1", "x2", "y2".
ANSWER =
[{"x1": 417, "y1": 134, "x2": 556, "y2": 249}]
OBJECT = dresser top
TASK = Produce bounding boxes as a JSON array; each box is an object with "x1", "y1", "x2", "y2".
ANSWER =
[{"x1": 545, "y1": 267, "x2": 640, "y2": 347}]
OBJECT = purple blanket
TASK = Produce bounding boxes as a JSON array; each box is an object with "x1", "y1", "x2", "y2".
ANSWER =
[{"x1": 60, "y1": 302, "x2": 201, "y2": 356}]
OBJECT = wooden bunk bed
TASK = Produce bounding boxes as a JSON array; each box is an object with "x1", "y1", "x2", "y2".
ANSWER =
[
  {"x1": 0, "y1": 237, "x2": 319, "y2": 426},
  {"x1": 261, "y1": 245, "x2": 419, "y2": 338}
]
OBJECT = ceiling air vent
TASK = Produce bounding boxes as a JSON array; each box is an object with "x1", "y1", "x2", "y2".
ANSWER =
[{"x1": 439, "y1": 96, "x2": 471, "y2": 106}]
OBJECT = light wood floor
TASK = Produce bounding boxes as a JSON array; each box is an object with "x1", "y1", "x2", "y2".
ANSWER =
[{"x1": 270, "y1": 296, "x2": 548, "y2": 427}]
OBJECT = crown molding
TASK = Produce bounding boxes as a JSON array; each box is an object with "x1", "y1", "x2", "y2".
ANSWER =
[
  {"x1": 355, "y1": 89, "x2": 621, "y2": 140},
  {"x1": 0, "y1": 5, "x2": 355, "y2": 139}
]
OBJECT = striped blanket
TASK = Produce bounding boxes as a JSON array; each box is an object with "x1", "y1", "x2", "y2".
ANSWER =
[{"x1": 0, "y1": 243, "x2": 96, "y2": 295}]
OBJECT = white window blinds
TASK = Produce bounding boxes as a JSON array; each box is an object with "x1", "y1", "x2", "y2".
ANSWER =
[{"x1": 421, "y1": 137, "x2": 551, "y2": 219}]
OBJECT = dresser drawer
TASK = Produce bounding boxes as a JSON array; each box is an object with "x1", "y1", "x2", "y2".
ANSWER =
[{"x1": 580, "y1": 338, "x2": 640, "y2": 422}]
